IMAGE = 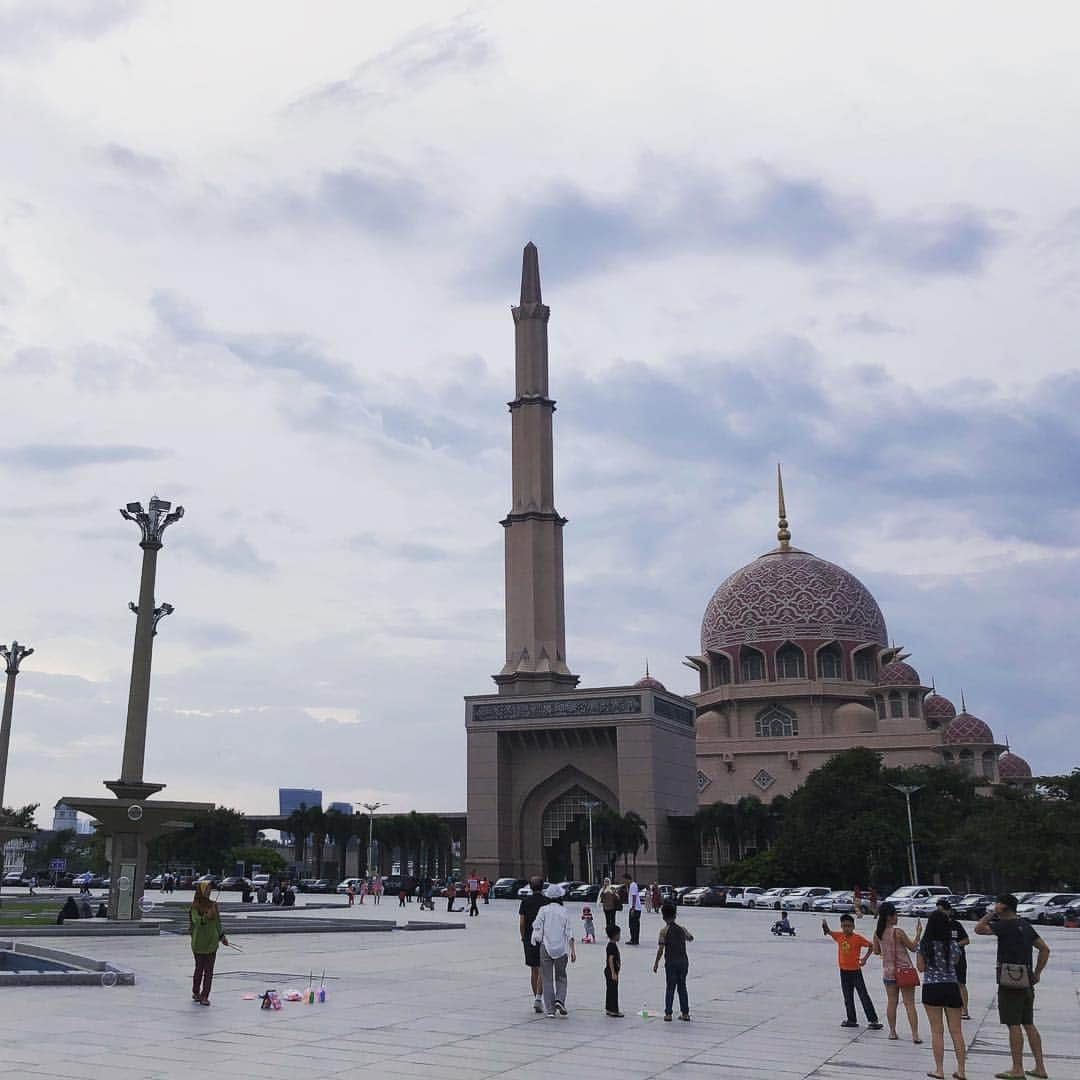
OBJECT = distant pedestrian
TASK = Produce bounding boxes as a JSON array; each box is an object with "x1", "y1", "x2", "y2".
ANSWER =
[
  {"x1": 581, "y1": 904, "x2": 596, "y2": 943},
  {"x1": 188, "y1": 882, "x2": 228, "y2": 1006},
  {"x1": 480, "y1": 876, "x2": 490, "y2": 904},
  {"x1": 57, "y1": 897, "x2": 79, "y2": 924},
  {"x1": 974, "y1": 893, "x2": 1051, "y2": 1080},
  {"x1": 872, "y1": 902, "x2": 922, "y2": 1044},
  {"x1": 399, "y1": 884, "x2": 407, "y2": 908},
  {"x1": 531, "y1": 884, "x2": 576, "y2": 1017},
  {"x1": 605, "y1": 924, "x2": 623, "y2": 1017},
  {"x1": 346, "y1": 884, "x2": 355, "y2": 907},
  {"x1": 29, "y1": 875, "x2": 37, "y2": 896},
  {"x1": 359, "y1": 879, "x2": 367, "y2": 904},
  {"x1": 916, "y1": 908, "x2": 965, "y2": 1080},
  {"x1": 519, "y1": 875, "x2": 549, "y2": 1013},
  {"x1": 822, "y1": 914, "x2": 882, "y2": 1029},
  {"x1": 599, "y1": 877, "x2": 618, "y2": 934},
  {"x1": 467, "y1": 870, "x2": 480, "y2": 917},
  {"x1": 446, "y1": 880, "x2": 458, "y2": 913},
  {"x1": 653, "y1": 901, "x2": 694, "y2": 1021},
  {"x1": 626, "y1": 874, "x2": 642, "y2": 945},
  {"x1": 373, "y1": 877, "x2": 383, "y2": 905},
  {"x1": 853, "y1": 886, "x2": 862, "y2": 918}
]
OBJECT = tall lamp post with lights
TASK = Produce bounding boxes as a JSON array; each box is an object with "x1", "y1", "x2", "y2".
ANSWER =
[
  {"x1": 363, "y1": 801, "x2": 387, "y2": 877},
  {"x1": 0, "y1": 641, "x2": 34, "y2": 907},
  {"x1": 581, "y1": 799, "x2": 600, "y2": 886},
  {"x1": 62, "y1": 497, "x2": 213, "y2": 920},
  {"x1": 891, "y1": 783, "x2": 924, "y2": 884}
]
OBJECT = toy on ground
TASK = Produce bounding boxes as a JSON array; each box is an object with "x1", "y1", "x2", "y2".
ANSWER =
[{"x1": 259, "y1": 990, "x2": 282, "y2": 1010}]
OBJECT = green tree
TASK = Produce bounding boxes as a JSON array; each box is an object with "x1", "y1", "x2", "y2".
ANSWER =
[
  {"x1": 0, "y1": 803, "x2": 38, "y2": 828},
  {"x1": 324, "y1": 809, "x2": 357, "y2": 881},
  {"x1": 147, "y1": 807, "x2": 246, "y2": 875},
  {"x1": 230, "y1": 845, "x2": 286, "y2": 877}
]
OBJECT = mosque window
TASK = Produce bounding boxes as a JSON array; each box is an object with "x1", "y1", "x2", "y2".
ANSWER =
[
  {"x1": 754, "y1": 705, "x2": 798, "y2": 738},
  {"x1": 943, "y1": 751, "x2": 954, "y2": 764},
  {"x1": 853, "y1": 649, "x2": 875, "y2": 681},
  {"x1": 817, "y1": 643, "x2": 843, "y2": 679},
  {"x1": 740, "y1": 647, "x2": 766, "y2": 682},
  {"x1": 776, "y1": 643, "x2": 806, "y2": 679},
  {"x1": 959, "y1": 749, "x2": 974, "y2": 774},
  {"x1": 876, "y1": 697, "x2": 886, "y2": 720},
  {"x1": 888, "y1": 691, "x2": 903, "y2": 718},
  {"x1": 908, "y1": 692, "x2": 921, "y2": 718},
  {"x1": 982, "y1": 751, "x2": 996, "y2": 780},
  {"x1": 710, "y1": 653, "x2": 731, "y2": 687}
]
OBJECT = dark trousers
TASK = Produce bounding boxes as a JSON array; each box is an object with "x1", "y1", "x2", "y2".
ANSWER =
[
  {"x1": 628, "y1": 908, "x2": 641, "y2": 944},
  {"x1": 839, "y1": 969, "x2": 878, "y2": 1023},
  {"x1": 664, "y1": 961, "x2": 689, "y2": 1017},
  {"x1": 192, "y1": 952, "x2": 216, "y2": 1000},
  {"x1": 604, "y1": 908, "x2": 617, "y2": 933},
  {"x1": 447, "y1": 897, "x2": 457, "y2": 912},
  {"x1": 469, "y1": 892, "x2": 479, "y2": 916},
  {"x1": 605, "y1": 972, "x2": 619, "y2": 1013}
]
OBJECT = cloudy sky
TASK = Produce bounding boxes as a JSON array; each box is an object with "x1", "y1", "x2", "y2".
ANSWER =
[{"x1": 1, "y1": 2, "x2": 1077, "y2": 825}]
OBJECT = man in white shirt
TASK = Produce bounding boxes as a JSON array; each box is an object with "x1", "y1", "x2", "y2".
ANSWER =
[
  {"x1": 626, "y1": 874, "x2": 642, "y2": 945},
  {"x1": 531, "y1": 884, "x2": 577, "y2": 1016}
]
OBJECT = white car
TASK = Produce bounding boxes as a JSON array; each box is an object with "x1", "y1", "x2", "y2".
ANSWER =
[
  {"x1": 752, "y1": 887, "x2": 794, "y2": 909},
  {"x1": 252, "y1": 873, "x2": 271, "y2": 887},
  {"x1": 1016, "y1": 892, "x2": 1080, "y2": 924},
  {"x1": 784, "y1": 886, "x2": 833, "y2": 911},
  {"x1": 335, "y1": 877, "x2": 363, "y2": 894},
  {"x1": 884, "y1": 885, "x2": 952, "y2": 914},
  {"x1": 725, "y1": 886, "x2": 765, "y2": 908},
  {"x1": 813, "y1": 891, "x2": 848, "y2": 912}
]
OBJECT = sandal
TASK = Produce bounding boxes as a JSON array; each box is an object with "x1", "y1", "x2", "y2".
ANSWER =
[
  {"x1": 1025, "y1": 1073, "x2": 1049, "y2": 1079},
  {"x1": 888, "y1": 1033, "x2": 899, "y2": 1040},
  {"x1": 914, "y1": 1037, "x2": 923, "y2": 1044},
  {"x1": 927, "y1": 1073, "x2": 944, "y2": 1079}
]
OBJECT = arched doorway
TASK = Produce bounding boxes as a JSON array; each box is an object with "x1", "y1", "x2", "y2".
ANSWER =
[{"x1": 541, "y1": 785, "x2": 609, "y2": 882}]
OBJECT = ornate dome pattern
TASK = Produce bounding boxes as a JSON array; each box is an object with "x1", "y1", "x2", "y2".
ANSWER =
[
  {"x1": 924, "y1": 694, "x2": 957, "y2": 724},
  {"x1": 633, "y1": 672, "x2": 667, "y2": 691},
  {"x1": 701, "y1": 549, "x2": 887, "y2": 653},
  {"x1": 944, "y1": 712, "x2": 995, "y2": 745},
  {"x1": 874, "y1": 661, "x2": 921, "y2": 687},
  {"x1": 998, "y1": 751, "x2": 1033, "y2": 779}
]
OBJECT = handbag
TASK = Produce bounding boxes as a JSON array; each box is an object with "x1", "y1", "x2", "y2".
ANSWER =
[
  {"x1": 998, "y1": 963, "x2": 1031, "y2": 989},
  {"x1": 895, "y1": 965, "x2": 920, "y2": 989}
]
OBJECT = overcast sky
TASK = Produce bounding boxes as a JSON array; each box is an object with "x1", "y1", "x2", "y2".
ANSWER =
[{"x1": 1, "y1": 2, "x2": 1077, "y2": 826}]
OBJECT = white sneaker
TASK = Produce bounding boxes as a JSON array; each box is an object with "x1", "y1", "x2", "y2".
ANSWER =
[{"x1": 533, "y1": 998, "x2": 543, "y2": 1013}]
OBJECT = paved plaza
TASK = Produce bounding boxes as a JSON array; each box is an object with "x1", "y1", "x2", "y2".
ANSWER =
[{"x1": 2, "y1": 899, "x2": 1078, "y2": 1080}]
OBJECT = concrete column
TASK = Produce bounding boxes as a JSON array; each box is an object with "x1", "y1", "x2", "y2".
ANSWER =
[
  {"x1": 122, "y1": 545, "x2": 159, "y2": 784},
  {"x1": 0, "y1": 642, "x2": 33, "y2": 809}
]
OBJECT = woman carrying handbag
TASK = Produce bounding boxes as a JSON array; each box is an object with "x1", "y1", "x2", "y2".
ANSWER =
[{"x1": 873, "y1": 902, "x2": 923, "y2": 1044}]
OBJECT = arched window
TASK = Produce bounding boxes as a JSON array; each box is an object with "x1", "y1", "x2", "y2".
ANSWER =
[
  {"x1": 943, "y1": 751, "x2": 954, "y2": 764},
  {"x1": 982, "y1": 751, "x2": 996, "y2": 780},
  {"x1": 740, "y1": 646, "x2": 766, "y2": 682},
  {"x1": 888, "y1": 691, "x2": 903, "y2": 718},
  {"x1": 853, "y1": 649, "x2": 875, "y2": 681},
  {"x1": 908, "y1": 692, "x2": 921, "y2": 718},
  {"x1": 959, "y1": 749, "x2": 974, "y2": 774},
  {"x1": 710, "y1": 653, "x2": 731, "y2": 687},
  {"x1": 876, "y1": 697, "x2": 886, "y2": 720},
  {"x1": 817, "y1": 643, "x2": 843, "y2": 679},
  {"x1": 776, "y1": 643, "x2": 806, "y2": 679},
  {"x1": 754, "y1": 705, "x2": 798, "y2": 738}
]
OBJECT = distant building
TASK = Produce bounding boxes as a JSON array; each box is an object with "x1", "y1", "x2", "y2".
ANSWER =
[
  {"x1": 51, "y1": 801, "x2": 78, "y2": 832},
  {"x1": 328, "y1": 801, "x2": 353, "y2": 815},
  {"x1": 278, "y1": 788, "x2": 322, "y2": 816}
]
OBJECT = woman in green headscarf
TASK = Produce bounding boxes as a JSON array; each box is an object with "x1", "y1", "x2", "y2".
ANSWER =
[{"x1": 189, "y1": 881, "x2": 228, "y2": 1005}]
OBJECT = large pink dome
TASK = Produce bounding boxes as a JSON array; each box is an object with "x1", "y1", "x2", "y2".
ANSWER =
[
  {"x1": 924, "y1": 693, "x2": 957, "y2": 725},
  {"x1": 998, "y1": 751, "x2": 1033, "y2": 779},
  {"x1": 633, "y1": 671, "x2": 667, "y2": 692},
  {"x1": 944, "y1": 712, "x2": 995, "y2": 745},
  {"x1": 874, "y1": 661, "x2": 920, "y2": 687},
  {"x1": 702, "y1": 548, "x2": 887, "y2": 653}
]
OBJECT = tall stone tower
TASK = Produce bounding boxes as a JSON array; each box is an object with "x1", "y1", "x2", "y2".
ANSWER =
[{"x1": 497, "y1": 242, "x2": 579, "y2": 695}]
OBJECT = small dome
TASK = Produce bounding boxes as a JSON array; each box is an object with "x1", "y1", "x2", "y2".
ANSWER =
[
  {"x1": 998, "y1": 751, "x2": 1033, "y2": 779},
  {"x1": 874, "y1": 661, "x2": 920, "y2": 687},
  {"x1": 634, "y1": 672, "x2": 666, "y2": 692},
  {"x1": 944, "y1": 712, "x2": 995, "y2": 745},
  {"x1": 924, "y1": 693, "x2": 957, "y2": 724}
]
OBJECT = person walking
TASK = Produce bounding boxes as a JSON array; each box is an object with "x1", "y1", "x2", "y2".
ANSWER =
[
  {"x1": 446, "y1": 879, "x2": 459, "y2": 913},
  {"x1": 346, "y1": 883, "x2": 355, "y2": 907},
  {"x1": 872, "y1": 902, "x2": 923, "y2": 1044},
  {"x1": 653, "y1": 901, "x2": 694, "y2": 1021},
  {"x1": 373, "y1": 876, "x2": 383, "y2": 905},
  {"x1": 916, "y1": 908, "x2": 966, "y2": 1079},
  {"x1": 188, "y1": 881, "x2": 228, "y2": 1006},
  {"x1": 651, "y1": 882, "x2": 662, "y2": 914},
  {"x1": 531, "y1": 884, "x2": 576, "y2": 1017},
  {"x1": 480, "y1": 877, "x2": 490, "y2": 905},
  {"x1": 605, "y1": 924, "x2": 623, "y2": 1017},
  {"x1": 822, "y1": 915, "x2": 883, "y2": 1030},
  {"x1": 599, "y1": 877, "x2": 618, "y2": 935},
  {"x1": 626, "y1": 874, "x2": 642, "y2": 945},
  {"x1": 519, "y1": 875, "x2": 549, "y2": 1013},
  {"x1": 974, "y1": 894, "x2": 1051, "y2": 1080},
  {"x1": 467, "y1": 870, "x2": 480, "y2": 917}
]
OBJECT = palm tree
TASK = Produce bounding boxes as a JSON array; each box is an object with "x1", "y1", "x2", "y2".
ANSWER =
[
  {"x1": 308, "y1": 806, "x2": 328, "y2": 877},
  {"x1": 285, "y1": 803, "x2": 313, "y2": 867},
  {"x1": 622, "y1": 811, "x2": 649, "y2": 875},
  {"x1": 325, "y1": 809, "x2": 356, "y2": 881}
]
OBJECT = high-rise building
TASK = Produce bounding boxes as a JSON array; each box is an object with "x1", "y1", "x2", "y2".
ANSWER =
[
  {"x1": 51, "y1": 801, "x2": 79, "y2": 832},
  {"x1": 328, "y1": 801, "x2": 353, "y2": 815},
  {"x1": 278, "y1": 788, "x2": 322, "y2": 816}
]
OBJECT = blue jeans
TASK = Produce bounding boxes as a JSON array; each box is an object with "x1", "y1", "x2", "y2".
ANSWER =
[{"x1": 665, "y1": 961, "x2": 689, "y2": 1016}]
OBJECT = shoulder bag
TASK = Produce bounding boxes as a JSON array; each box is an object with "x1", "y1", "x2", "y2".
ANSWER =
[{"x1": 998, "y1": 963, "x2": 1031, "y2": 989}]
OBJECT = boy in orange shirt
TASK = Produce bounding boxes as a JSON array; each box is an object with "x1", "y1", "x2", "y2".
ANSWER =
[{"x1": 822, "y1": 914, "x2": 883, "y2": 1029}]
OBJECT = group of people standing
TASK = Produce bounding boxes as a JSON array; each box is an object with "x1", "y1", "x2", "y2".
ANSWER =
[
  {"x1": 344, "y1": 877, "x2": 384, "y2": 905},
  {"x1": 822, "y1": 893, "x2": 1051, "y2": 1080},
  {"x1": 520, "y1": 874, "x2": 695, "y2": 1021}
]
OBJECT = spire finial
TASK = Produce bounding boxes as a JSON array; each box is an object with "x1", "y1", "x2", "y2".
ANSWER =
[
  {"x1": 520, "y1": 241, "x2": 542, "y2": 304},
  {"x1": 930, "y1": 677, "x2": 936, "y2": 694},
  {"x1": 961, "y1": 688, "x2": 967, "y2": 713},
  {"x1": 776, "y1": 463, "x2": 791, "y2": 550},
  {"x1": 645, "y1": 657, "x2": 650, "y2": 677}
]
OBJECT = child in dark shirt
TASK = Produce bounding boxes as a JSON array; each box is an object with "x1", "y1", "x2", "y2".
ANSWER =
[{"x1": 605, "y1": 925, "x2": 623, "y2": 1017}]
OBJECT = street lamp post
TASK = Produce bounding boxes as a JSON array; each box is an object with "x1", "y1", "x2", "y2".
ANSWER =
[
  {"x1": 362, "y1": 801, "x2": 387, "y2": 877},
  {"x1": 891, "y1": 784, "x2": 923, "y2": 884},
  {"x1": 0, "y1": 641, "x2": 34, "y2": 809},
  {"x1": 581, "y1": 799, "x2": 600, "y2": 885}
]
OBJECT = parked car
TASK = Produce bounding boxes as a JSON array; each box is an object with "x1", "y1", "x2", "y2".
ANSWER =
[
  {"x1": 1062, "y1": 900, "x2": 1080, "y2": 926},
  {"x1": 811, "y1": 891, "x2": 847, "y2": 912},
  {"x1": 493, "y1": 877, "x2": 528, "y2": 900},
  {"x1": 196, "y1": 874, "x2": 221, "y2": 889},
  {"x1": 2, "y1": 871, "x2": 25, "y2": 887},
  {"x1": 682, "y1": 885, "x2": 727, "y2": 907},
  {"x1": 1040, "y1": 898, "x2": 1079, "y2": 926},
  {"x1": 909, "y1": 893, "x2": 963, "y2": 918},
  {"x1": 218, "y1": 876, "x2": 254, "y2": 892},
  {"x1": 828, "y1": 891, "x2": 873, "y2": 914},
  {"x1": 883, "y1": 885, "x2": 952, "y2": 914},
  {"x1": 724, "y1": 886, "x2": 765, "y2": 908},
  {"x1": 302, "y1": 879, "x2": 334, "y2": 893},
  {"x1": 1017, "y1": 892, "x2": 1080, "y2": 924},
  {"x1": 518, "y1": 881, "x2": 551, "y2": 898},
  {"x1": 336, "y1": 878, "x2": 363, "y2": 894},
  {"x1": 674, "y1": 886, "x2": 696, "y2": 902},
  {"x1": 752, "y1": 887, "x2": 793, "y2": 909},
  {"x1": 784, "y1": 886, "x2": 833, "y2": 911},
  {"x1": 252, "y1": 873, "x2": 271, "y2": 888},
  {"x1": 557, "y1": 880, "x2": 586, "y2": 896},
  {"x1": 950, "y1": 894, "x2": 994, "y2": 919},
  {"x1": 569, "y1": 883, "x2": 600, "y2": 902}
]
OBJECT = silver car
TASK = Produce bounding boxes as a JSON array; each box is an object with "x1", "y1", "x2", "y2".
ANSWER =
[
  {"x1": 1016, "y1": 892, "x2": 1080, "y2": 924},
  {"x1": 784, "y1": 886, "x2": 833, "y2": 911}
]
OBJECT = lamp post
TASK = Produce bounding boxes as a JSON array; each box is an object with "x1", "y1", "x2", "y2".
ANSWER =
[
  {"x1": 581, "y1": 799, "x2": 600, "y2": 885},
  {"x1": 891, "y1": 784, "x2": 923, "y2": 884},
  {"x1": 0, "y1": 641, "x2": 33, "y2": 809},
  {"x1": 362, "y1": 801, "x2": 387, "y2": 877}
]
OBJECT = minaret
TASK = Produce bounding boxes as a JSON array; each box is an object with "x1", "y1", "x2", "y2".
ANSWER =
[{"x1": 495, "y1": 242, "x2": 579, "y2": 695}]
